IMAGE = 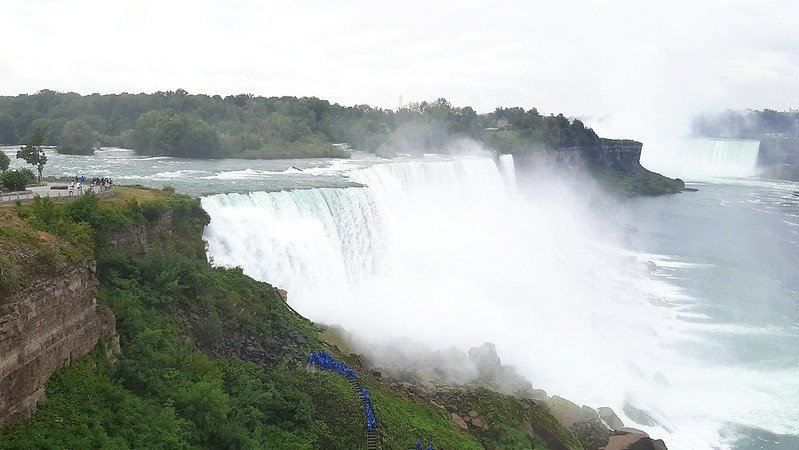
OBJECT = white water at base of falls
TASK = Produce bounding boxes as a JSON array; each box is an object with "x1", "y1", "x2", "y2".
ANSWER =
[
  {"x1": 640, "y1": 138, "x2": 761, "y2": 180},
  {"x1": 202, "y1": 156, "x2": 795, "y2": 449}
]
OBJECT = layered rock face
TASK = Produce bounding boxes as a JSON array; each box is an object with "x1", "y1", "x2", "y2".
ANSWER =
[
  {"x1": 591, "y1": 139, "x2": 644, "y2": 171},
  {"x1": 0, "y1": 261, "x2": 114, "y2": 429},
  {"x1": 512, "y1": 139, "x2": 645, "y2": 172}
]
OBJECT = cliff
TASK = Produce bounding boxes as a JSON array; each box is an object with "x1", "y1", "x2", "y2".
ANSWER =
[
  {"x1": 513, "y1": 139, "x2": 643, "y2": 172},
  {"x1": 0, "y1": 188, "x2": 189, "y2": 430},
  {"x1": 511, "y1": 139, "x2": 688, "y2": 196}
]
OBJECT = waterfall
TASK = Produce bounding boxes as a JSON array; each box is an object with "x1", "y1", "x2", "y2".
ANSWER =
[
  {"x1": 640, "y1": 138, "x2": 760, "y2": 179},
  {"x1": 498, "y1": 154, "x2": 517, "y2": 191},
  {"x1": 201, "y1": 156, "x2": 718, "y2": 446}
]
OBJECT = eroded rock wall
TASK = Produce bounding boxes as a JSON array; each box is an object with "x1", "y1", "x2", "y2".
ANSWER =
[
  {"x1": 0, "y1": 261, "x2": 111, "y2": 429},
  {"x1": 512, "y1": 139, "x2": 645, "y2": 172}
]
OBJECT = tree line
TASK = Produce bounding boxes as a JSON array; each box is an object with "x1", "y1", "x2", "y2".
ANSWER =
[{"x1": 0, "y1": 89, "x2": 602, "y2": 159}]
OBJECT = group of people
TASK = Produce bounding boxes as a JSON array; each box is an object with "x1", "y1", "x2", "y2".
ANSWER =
[
  {"x1": 416, "y1": 441, "x2": 434, "y2": 450},
  {"x1": 306, "y1": 351, "x2": 378, "y2": 431},
  {"x1": 306, "y1": 350, "x2": 357, "y2": 380},
  {"x1": 68, "y1": 175, "x2": 114, "y2": 196},
  {"x1": 360, "y1": 388, "x2": 377, "y2": 431},
  {"x1": 306, "y1": 350, "x2": 442, "y2": 447}
]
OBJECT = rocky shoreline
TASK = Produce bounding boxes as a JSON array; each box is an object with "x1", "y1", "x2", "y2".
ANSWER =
[{"x1": 320, "y1": 325, "x2": 670, "y2": 449}]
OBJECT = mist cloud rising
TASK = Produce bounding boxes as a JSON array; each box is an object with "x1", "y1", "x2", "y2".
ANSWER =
[{"x1": 2, "y1": 0, "x2": 797, "y2": 141}]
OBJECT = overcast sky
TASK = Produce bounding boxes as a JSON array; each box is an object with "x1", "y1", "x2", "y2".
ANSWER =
[{"x1": 1, "y1": 0, "x2": 797, "y2": 136}]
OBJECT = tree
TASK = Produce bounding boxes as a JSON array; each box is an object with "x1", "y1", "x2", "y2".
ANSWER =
[
  {"x1": 0, "y1": 151, "x2": 9, "y2": 171},
  {"x1": 0, "y1": 113, "x2": 18, "y2": 144},
  {"x1": 0, "y1": 168, "x2": 35, "y2": 191},
  {"x1": 17, "y1": 128, "x2": 47, "y2": 181},
  {"x1": 58, "y1": 119, "x2": 96, "y2": 155},
  {"x1": 132, "y1": 110, "x2": 221, "y2": 158}
]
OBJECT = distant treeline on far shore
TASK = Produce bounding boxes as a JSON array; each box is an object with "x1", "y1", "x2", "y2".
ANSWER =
[{"x1": 0, "y1": 89, "x2": 601, "y2": 159}]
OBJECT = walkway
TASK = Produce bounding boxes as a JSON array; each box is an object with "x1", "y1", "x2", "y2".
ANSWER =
[{"x1": 0, "y1": 183, "x2": 113, "y2": 203}]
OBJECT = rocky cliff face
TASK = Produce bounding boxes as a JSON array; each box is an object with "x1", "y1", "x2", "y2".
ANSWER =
[
  {"x1": 591, "y1": 139, "x2": 644, "y2": 170},
  {"x1": 105, "y1": 211, "x2": 174, "y2": 253},
  {"x1": 0, "y1": 261, "x2": 115, "y2": 429},
  {"x1": 512, "y1": 139, "x2": 645, "y2": 172}
]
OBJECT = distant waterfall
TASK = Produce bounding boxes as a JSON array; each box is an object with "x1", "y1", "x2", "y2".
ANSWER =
[{"x1": 640, "y1": 138, "x2": 760, "y2": 179}]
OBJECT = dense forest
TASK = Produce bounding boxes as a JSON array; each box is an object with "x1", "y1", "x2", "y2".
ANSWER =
[{"x1": 0, "y1": 90, "x2": 600, "y2": 159}]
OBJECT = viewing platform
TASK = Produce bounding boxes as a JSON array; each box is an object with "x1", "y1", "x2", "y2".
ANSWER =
[{"x1": 0, "y1": 183, "x2": 114, "y2": 204}]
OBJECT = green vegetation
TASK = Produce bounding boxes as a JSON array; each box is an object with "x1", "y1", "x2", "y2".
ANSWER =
[
  {"x1": 57, "y1": 119, "x2": 96, "y2": 155},
  {"x1": 0, "y1": 90, "x2": 600, "y2": 160},
  {"x1": 589, "y1": 167, "x2": 686, "y2": 197},
  {"x1": 132, "y1": 110, "x2": 221, "y2": 158},
  {"x1": 16, "y1": 129, "x2": 47, "y2": 181},
  {"x1": 0, "y1": 168, "x2": 35, "y2": 192},
  {"x1": 486, "y1": 107, "x2": 599, "y2": 154},
  {"x1": 0, "y1": 187, "x2": 585, "y2": 449},
  {"x1": 0, "y1": 152, "x2": 9, "y2": 171}
]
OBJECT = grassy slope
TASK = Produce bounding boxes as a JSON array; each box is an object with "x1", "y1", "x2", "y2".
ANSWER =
[
  {"x1": 0, "y1": 188, "x2": 583, "y2": 450},
  {"x1": 588, "y1": 166, "x2": 687, "y2": 197}
]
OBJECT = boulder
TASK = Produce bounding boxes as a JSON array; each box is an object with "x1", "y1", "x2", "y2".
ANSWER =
[
  {"x1": 581, "y1": 405, "x2": 600, "y2": 422},
  {"x1": 604, "y1": 428, "x2": 667, "y2": 450},
  {"x1": 467, "y1": 342, "x2": 502, "y2": 380},
  {"x1": 451, "y1": 412, "x2": 468, "y2": 430},
  {"x1": 598, "y1": 406, "x2": 625, "y2": 430},
  {"x1": 547, "y1": 396, "x2": 583, "y2": 428},
  {"x1": 531, "y1": 388, "x2": 549, "y2": 401},
  {"x1": 571, "y1": 420, "x2": 611, "y2": 449},
  {"x1": 623, "y1": 403, "x2": 657, "y2": 427}
]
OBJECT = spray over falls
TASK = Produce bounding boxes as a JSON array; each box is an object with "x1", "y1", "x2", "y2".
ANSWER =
[{"x1": 202, "y1": 155, "x2": 797, "y2": 448}]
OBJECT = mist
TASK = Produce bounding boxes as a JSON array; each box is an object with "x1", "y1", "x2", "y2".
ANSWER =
[{"x1": 201, "y1": 145, "x2": 741, "y2": 446}]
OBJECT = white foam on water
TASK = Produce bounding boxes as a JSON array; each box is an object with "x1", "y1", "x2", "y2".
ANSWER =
[{"x1": 201, "y1": 168, "x2": 277, "y2": 180}]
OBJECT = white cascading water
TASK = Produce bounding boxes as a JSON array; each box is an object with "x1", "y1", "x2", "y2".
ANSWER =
[
  {"x1": 498, "y1": 153, "x2": 517, "y2": 191},
  {"x1": 202, "y1": 156, "x2": 776, "y2": 448},
  {"x1": 640, "y1": 137, "x2": 760, "y2": 179}
]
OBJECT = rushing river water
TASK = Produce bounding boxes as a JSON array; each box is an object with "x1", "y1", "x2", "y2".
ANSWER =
[{"x1": 3, "y1": 144, "x2": 797, "y2": 449}]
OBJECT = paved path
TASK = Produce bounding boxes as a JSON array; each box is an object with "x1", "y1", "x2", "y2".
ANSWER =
[{"x1": 0, "y1": 183, "x2": 113, "y2": 203}]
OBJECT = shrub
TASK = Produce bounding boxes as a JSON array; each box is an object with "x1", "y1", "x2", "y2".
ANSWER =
[{"x1": 1, "y1": 168, "x2": 35, "y2": 191}]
